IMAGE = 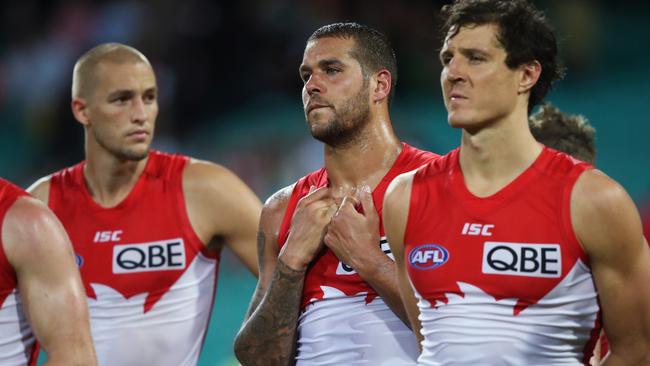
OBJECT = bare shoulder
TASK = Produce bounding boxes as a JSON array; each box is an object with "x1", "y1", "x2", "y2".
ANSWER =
[
  {"x1": 572, "y1": 169, "x2": 636, "y2": 223},
  {"x1": 2, "y1": 196, "x2": 69, "y2": 265},
  {"x1": 571, "y1": 169, "x2": 643, "y2": 258},
  {"x1": 26, "y1": 175, "x2": 52, "y2": 203},
  {"x1": 4, "y1": 196, "x2": 56, "y2": 234},
  {"x1": 182, "y1": 158, "x2": 260, "y2": 211},
  {"x1": 384, "y1": 170, "x2": 417, "y2": 210},
  {"x1": 260, "y1": 184, "x2": 295, "y2": 232},
  {"x1": 183, "y1": 158, "x2": 243, "y2": 191}
]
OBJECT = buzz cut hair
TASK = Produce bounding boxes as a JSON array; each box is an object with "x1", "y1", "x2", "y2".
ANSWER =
[{"x1": 72, "y1": 43, "x2": 151, "y2": 99}]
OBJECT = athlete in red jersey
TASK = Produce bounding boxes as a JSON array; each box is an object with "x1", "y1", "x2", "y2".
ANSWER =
[
  {"x1": 0, "y1": 178, "x2": 95, "y2": 365},
  {"x1": 28, "y1": 44, "x2": 261, "y2": 366},
  {"x1": 384, "y1": 1, "x2": 650, "y2": 365},
  {"x1": 234, "y1": 23, "x2": 438, "y2": 365}
]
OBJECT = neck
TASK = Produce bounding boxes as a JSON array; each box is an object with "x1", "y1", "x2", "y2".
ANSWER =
[
  {"x1": 458, "y1": 109, "x2": 542, "y2": 197},
  {"x1": 83, "y1": 139, "x2": 149, "y2": 208},
  {"x1": 324, "y1": 114, "x2": 401, "y2": 190}
]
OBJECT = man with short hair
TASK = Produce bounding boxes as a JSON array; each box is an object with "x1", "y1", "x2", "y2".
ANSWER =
[
  {"x1": 384, "y1": 0, "x2": 650, "y2": 364},
  {"x1": 530, "y1": 103, "x2": 596, "y2": 164},
  {"x1": 234, "y1": 23, "x2": 438, "y2": 365},
  {"x1": 28, "y1": 43, "x2": 262, "y2": 366},
  {"x1": 0, "y1": 177, "x2": 96, "y2": 365}
]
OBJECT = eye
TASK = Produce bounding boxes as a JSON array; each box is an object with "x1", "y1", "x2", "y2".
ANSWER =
[
  {"x1": 112, "y1": 96, "x2": 130, "y2": 105},
  {"x1": 143, "y1": 93, "x2": 157, "y2": 104},
  {"x1": 468, "y1": 54, "x2": 485, "y2": 64},
  {"x1": 440, "y1": 54, "x2": 452, "y2": 66},
  {"x1": 300, "y1": 72, "x2": 311, "y2": 83},
  {"x1": 325, "y1": 67, "x2": 340, "y2": 75}
]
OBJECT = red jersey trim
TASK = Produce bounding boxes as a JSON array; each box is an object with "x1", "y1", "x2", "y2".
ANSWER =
[
  {"x1": 0, "y1": 179, "x2": 28, "y2": 305},
  {"x1": 558, "y1": 157, "x2": 592, "y2": 266}
]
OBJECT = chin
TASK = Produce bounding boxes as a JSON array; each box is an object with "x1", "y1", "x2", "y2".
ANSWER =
[
  {"x1": 447, "y1": 113, "x2": 469, "y2": 129},
  {"x1": 120, "y1": 146, "x2": 150, "y2": 161}
]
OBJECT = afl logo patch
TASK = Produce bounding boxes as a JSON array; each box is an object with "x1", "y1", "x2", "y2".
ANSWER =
[
  {"x1": 409, "y1": 244, "x2": 449, "y2": 270},
  {"x1": 75, "y1": 253, "x2": 84, "y2": 268}
]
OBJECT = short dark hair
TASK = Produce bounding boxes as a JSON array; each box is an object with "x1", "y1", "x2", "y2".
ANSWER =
[
  {"x1": 308, "y1": 22, "x2": 398, "y2": 103},
  {"x1": 530, "y1": 104, "x2": 596, "y2": 164},
  {"x1": 440, "y1": 0, "x2": 565, "y2": 112}
]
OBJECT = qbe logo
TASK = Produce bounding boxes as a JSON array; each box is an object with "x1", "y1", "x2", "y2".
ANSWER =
[
  {"x1": 408, "y1": 244, "x2": 449, "y2": 270},
  {"x1": 482, "y1": 242, "x2": 561, "y2": 278},
  {"x1": 112, "y1": 239, "x2": 186, "y2": 274}
]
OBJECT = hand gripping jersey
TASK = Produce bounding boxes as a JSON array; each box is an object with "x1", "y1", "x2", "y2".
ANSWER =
[
  {"x1": 405, "y1": 147, "x2": 600, "y2": 366},
  {"x1": 48, "y1": 151, "x2": 218, "y2": 366},
  {"x1": 0, "y1": 179, "x2": 38, "y2": 366},
  {"x1": 278, "y1": 143, "x2": 438, "y2": 365}
]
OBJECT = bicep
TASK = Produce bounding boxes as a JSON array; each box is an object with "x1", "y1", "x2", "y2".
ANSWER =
[
  {"x1": 3, "y1": 198, "x2": 92, "y2": 361},
  {"x1": 243, "y1": 228, "x2": 279, "y2": 320},
  {"x1": 184, "y1": 161, "x2": 262, "y2": 276},
  {"x1": 573, "y1": 171, "x2": 650, "y2": 359},
  {"x1": 242, "y1": 186, "x2": 292, "y2": 319},
  {"x1": 219, "y1": 177, "x2": 262, "y2": 276},
  {"x1": 384, "y1": 172, "x2": 423, "y2": 342}
]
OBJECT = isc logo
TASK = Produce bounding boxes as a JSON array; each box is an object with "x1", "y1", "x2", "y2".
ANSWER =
[
  {"x1": 482, "y1": 241, "x2": 561, "y2": 278},
  {"x1": 461, "y1": 223, "x2": 494, "y2": 236},
  {"x1": 112, "y1": 239, "x2": 186, "y2": 274},
  {"x1": 408, "y1": 244, "x2": 449, "y2": 270},
  {"x1": 94, "y1": 230, "x2": 123, "y2": 243}
]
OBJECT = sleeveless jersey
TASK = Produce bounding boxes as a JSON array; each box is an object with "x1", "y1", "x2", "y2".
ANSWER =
[
  {"x1": 405, "y1": 147, "x2": 600, "y2": 365},
  {"x1": 0, "y1": 179, "x2": 38, "y2": 366},
  {"x1": 48, "y1": 151, "x2": 219, "y2": 366},
  {"x1": 278, "y1": 143, "x2": 438, "y2": 365}
]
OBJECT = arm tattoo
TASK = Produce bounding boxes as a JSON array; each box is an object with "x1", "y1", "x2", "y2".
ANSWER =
[
  {"x1": 235, "y1": 256, "x2": 306, "y2": 366},
  {"x1": 243, "y1": 232, "x2": 268, "y2": 320}
]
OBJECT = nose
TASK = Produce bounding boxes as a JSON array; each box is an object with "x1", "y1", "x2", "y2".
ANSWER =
[
  {"x1": 443, "y1": 57, "x2": 466, "y2": 84},
  {"x1": 131, "y1": 97, "x2": 149, "y2": 124},
  {"x1": 304, "y1": 72, "x2": 324, "y2": 96}
]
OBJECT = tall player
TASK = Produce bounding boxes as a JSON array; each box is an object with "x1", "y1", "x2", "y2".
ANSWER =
[
  {"x1": 234, "y1": 23, "x2": 438, "y2": 365},
  {"x1": 0, "y1": 178, "x2": 96, "y2": 365},
  {"x1": 384, "y1": 0, "x2": 650, "y2": 364},
  {"x1": 28, "y1": 43, "x2": 262, "y2": 366}
]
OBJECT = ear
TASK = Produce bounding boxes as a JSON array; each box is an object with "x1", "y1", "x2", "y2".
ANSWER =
[
  {"x1": 518, "y1": 60, "x2": 541, "y2": 95},
  {"x1": 372, "y1": 69, "x2": 392, "y2": 103},
  {"x1": 71, "y1": 98, "x2": 90, "y2": 127}
]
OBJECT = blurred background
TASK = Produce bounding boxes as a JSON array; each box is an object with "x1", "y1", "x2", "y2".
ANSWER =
[{"x1": 1, "y1": 0, "x2": 648, "y2": 365}]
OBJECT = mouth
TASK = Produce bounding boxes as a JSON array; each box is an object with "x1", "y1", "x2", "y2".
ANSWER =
[
  {"x1": 449, "y1": 92, "x2": 467, "y2": 101},
  {"x1": 127, "y1": 130, "x2": 149, "y2": 140},
  {"x1": 306, "y1": 103, "x2": 331, "y2": 114}
]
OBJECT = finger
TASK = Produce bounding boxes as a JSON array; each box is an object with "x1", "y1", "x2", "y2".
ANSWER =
[
  {"x1": 358, "y1": 185, "x2": 377, "y2": 217},
  {"x1": 325, "y1": 202, "x2": 339, "y2": 219},
  {"x1": 337, "y1": 195, "x2": 359, "y2": 216},
  {"x1": 333, "y1": 186, "x2": 354, "y2": 205},
  {"x1": 300, "y1": 186, "x2": 330, "y2": 205}
]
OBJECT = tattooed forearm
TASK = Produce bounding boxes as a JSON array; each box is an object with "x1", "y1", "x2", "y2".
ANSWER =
[{"x1": 234, "y1": 257, "x2": 306, "y2": 366}]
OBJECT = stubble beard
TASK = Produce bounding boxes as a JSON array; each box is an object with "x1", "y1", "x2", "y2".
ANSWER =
[
  {"x1": 93, "y1": 128, "x2": 151, "y2": 162},
  {"x1": 308, "y1": 84, "x2": 370, "y2": 149}
]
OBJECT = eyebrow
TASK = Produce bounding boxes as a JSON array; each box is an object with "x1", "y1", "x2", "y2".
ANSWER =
[
  {"x1": 107, "y1": 89, "x2": 134, "y2": 100},
  {"x1": 299, "y1": 58, "x2": 345, "y2": 73},
  {"x1": 440, "y1": 47, "x2": 491, "y2": 59},
  {"x1": 106, "y1": 86, "x2": 157, "y2": 100}
]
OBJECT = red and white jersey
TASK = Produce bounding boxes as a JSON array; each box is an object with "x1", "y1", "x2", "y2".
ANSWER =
[
  {"x1": 278, "y1": 143, "x2": 438, "y2": 365},
  {"x1": 48, "y1": 151, "x2": 219, "y2": 366},
  {"x1": 405, "y1": 147, "x2": 600, "y2": 365},
  {"x1": 0, "y1": 178, "x2": 38, "y2": 366}
]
